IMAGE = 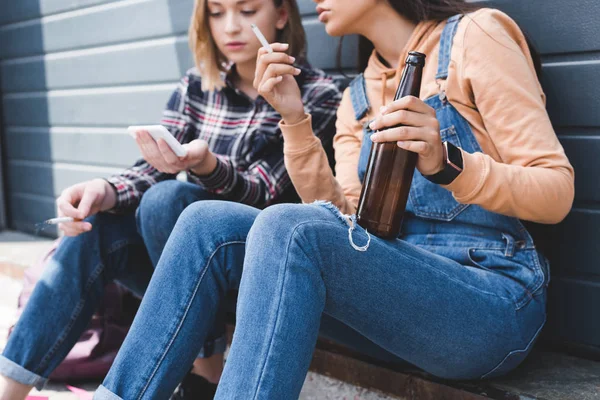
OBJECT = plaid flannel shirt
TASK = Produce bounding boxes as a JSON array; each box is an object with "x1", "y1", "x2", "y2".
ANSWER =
[{"x1": 107, "y1": 64, "x2": 341, "y2": 212}]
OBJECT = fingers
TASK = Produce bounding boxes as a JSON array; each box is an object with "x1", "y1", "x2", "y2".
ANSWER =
[
  {"x1": 77, "y1": 187, "x2": 99, "y2": 219},
  {"x1": 369, "y1": 109, "x2": 430, "y2": 131},
  {"x1": 369, "y1": 96, "x2": 437, "y2": 131},
  {"x1": 256, "y1": 63, "x2": 300, "y2": 94},
  {"x1": 254, "y1": 48, "x2": 295, "y2": 88},
  {"x1": 369, "y1": 126, "x2": 422, "y2": 143},
  {"x1": 184, "y1": 139, "x2": 209, "y2": 163},
  {"x1": 136, "y1": 131, "x2": 172, "y2": 172},
  {"x1": 382, "y1": 96, "x2": 434, "y2": 116},
  {"x1": 259, "y1": 76, "x2": 283, "y2": 94},
  {"x1": 257, "y1": 43, "x2": 289, "y2": 57},
  {"x1": 157, "y1": 139, "x2": 183, "y2": 172},
  {"x1": 396, "y1": 140, "x2": 433, "y2": 156},
  {"x1": 56, "y1": 184, "x2": 85, "y2": 218},
  {"x1": 58, "y1": 221, "x2": 92, "y2": 237}
]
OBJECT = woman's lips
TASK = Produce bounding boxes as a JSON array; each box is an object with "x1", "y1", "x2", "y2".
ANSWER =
[
  {"x1": 317, "y1": 7, "x2": 330, "y2": 23},
  {"x1": 226, "y1": 42, "x2": 247, "y2": 51}
]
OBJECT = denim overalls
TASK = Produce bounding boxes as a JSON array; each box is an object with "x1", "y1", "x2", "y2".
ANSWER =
[{"x1": 350, "y1": 15, "x2": 549, "y2": 312}]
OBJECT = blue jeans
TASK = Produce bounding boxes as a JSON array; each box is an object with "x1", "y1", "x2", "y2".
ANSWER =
[
  {"x1": 213, "y1": 202, "x2": 547, "y2": 399},
  {"x1": 96, "y1": 200, "x2": 260, "y2": 400},
  {"x1": 0, "y1": 180, "x2": 223, "y2": 390},
  {"x1": 96, "y1": 201, "x2": 546, "y2": 399}
]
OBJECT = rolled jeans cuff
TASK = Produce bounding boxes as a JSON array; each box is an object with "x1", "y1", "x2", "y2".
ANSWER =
[
  {"x1": 93, "y1": 385, "x2": 123, "y2": 400},
  {"x1": 0, "y1": 355, "x2": 48, "y2": 391}
]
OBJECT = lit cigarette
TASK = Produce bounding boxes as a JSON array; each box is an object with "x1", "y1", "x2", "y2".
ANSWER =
[
  {"x1": 43, "y1": 217, "x2": 76, "y2": 225},
  {"x1": 251, "y1": 24, "x2": 273, "y2": 53}
]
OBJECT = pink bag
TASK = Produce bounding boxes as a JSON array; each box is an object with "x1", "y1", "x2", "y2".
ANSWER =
[{"x1": 10, "y1": 239, "x2": 140, "y2": 380}]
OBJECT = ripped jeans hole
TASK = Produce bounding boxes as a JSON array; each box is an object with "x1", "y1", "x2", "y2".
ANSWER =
[{"x1": 311, "y1": 201, "x2": 371, "y2": 252}]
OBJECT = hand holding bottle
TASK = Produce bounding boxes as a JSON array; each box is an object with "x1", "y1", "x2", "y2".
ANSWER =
[{"x1": 369, "y1": 96, "x2": 444, "y2": 177}]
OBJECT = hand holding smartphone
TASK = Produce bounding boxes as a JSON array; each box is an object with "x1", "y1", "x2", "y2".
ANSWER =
[{"x1": 127, "y1": 125, "x2": 188, "y2": 157}]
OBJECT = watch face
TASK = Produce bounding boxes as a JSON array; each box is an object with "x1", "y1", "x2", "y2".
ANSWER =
[{"x1": 446, "y1": 142, "x2": 463, "y2": 171}]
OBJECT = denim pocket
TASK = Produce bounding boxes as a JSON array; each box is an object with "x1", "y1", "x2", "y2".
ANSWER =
[
  {"x1": 467, "y1": 248, "x2": 544, "y2": 310},
  {"x1": 408, "y1": 125, "x2": 469, "y2": 221}
]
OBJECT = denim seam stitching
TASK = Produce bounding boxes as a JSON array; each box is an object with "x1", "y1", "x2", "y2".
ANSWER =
[
  {"x1": 251, "y1": 239, "x2": 292, "y2": 399},
  {"x1": 480, "y1": 315, "x2": 546, "y2": 379},
  {"x1": 136, "y1": 240, "x2": 245, "y2": 400},
  {"x1": 298, "y1": 214, "x2": 513, "y2": 302},
  {"x1": 251, "y1": 218, "x2": 329, "y2": 399},
  {"x1": 396, "y1": 241, "x2": 514, "y2": 301},
  {"x1": 47, "y1": 237, "x2": 135, "y2": 370},
  {"x1": 35, "y1": 259, "x2": 106, "y2": 375}
]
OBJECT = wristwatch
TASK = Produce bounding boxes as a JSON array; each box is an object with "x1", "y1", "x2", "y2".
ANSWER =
[{"x1": 424, "y1": 141, "x2": 464, "y2": 185}]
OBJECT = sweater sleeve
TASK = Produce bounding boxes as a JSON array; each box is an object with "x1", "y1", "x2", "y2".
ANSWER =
[
  {"x1": 443, "y1": 9, "x2": 575, "y2": 224},
  {"x1": 282, "y1": 88, "x2": 361, "y2": 215}
]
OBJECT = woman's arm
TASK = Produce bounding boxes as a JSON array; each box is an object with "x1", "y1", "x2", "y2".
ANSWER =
[
  {"x1": 282, "y1": 89, "x2": 362, "y2": 214},
  {"x1": 443, "y1": 10, "x2": 575, "y2": 224}
]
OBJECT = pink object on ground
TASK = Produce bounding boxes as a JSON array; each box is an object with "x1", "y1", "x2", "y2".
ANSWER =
[
  {"x1": 67, "y1": 385, "x2": 94, "y2": 400},
  {"x1": 8, "y1": 239, "x2": 140, "y2": 381}
]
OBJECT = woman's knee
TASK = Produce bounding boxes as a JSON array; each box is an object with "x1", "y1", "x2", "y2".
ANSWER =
[
  {"x1": 137, "y1": 181, "x2": 212, "y2": 235},
  {"x1": 176, "y1": 200, "x2": 260, "y2": 239},
  {"x1": 140, "y1": 181, "x2": 205, "y2": 215},
  {"x1": 248, "y1": 203, "x2": 344, "y2": 246}
]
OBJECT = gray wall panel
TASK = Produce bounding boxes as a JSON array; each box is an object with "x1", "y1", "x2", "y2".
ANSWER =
[
  {"x1": 1, "y1": 37, "x2": 192, "y2": 92},
  {"x1": 546, "y1": 277, "x2": 600, "y2": 348},
  {"x1": 491, "y1": 0, "x2": 600, "y2": 55},
  {"x1": 304, "y1": 19, "x2": 357, "y2": 72},
  {"x1": 298, "y1": 0, "x2": 317, "y2": 16},
  {"x1": 3, "y1": 84, "x2": 173, "y2": 127},
  {"x1": 543, "y1": 62, "x2": 600, "y2": 128},
  {"x1": 0, "y1": 0, "x2": 121, "y2": 26},
  {"x1": 560, "y1": 137, "x2": 600, "y2": 204},
  {"x1": 7, "y1": 161, "x2": 121, "y2": 198},
  {"x1": 0, "y1": 0, "x2": 195, "y2": 60},
  {"x1": 8, "y1": 193, "x2": 56, "y2": 235},
  {"x1": 4, "y1": 127, "x2": 140, "y2": 167},
  {"x1": 549, "y1": 210, "x2": 600, "y2": 277}
]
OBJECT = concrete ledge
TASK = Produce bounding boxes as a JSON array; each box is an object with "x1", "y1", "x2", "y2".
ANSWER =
[{"x1": 311, "y1": 339, "x2": 600, "y2": 400}]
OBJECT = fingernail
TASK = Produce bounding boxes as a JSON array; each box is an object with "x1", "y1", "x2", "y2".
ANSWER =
[
  {"x1": 369, "y1": 121, "x2": 377, "y2": 129},
  {"x1": 294, "y1": 68, "x2": 301, "y2": 74},
  {"x1": 370, "y1": 133, "x2": 379, "y2": 141},
  {"x1": 397, "y1": 141, "x2": 406, "y2": 147},
  {"x1": 283, "y1": 43, "x2": 289, "y2": 48},
  {"x1": 380, "y1": 106, "x2": 387, "y2": 114},
  {"x1": 289, "y1": 56, "x2": 296, "y2": 62}
]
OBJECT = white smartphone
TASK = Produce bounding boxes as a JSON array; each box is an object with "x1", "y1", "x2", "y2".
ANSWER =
[{"x1": 127, "y1": 125, "x2": 188, "y2": 157}]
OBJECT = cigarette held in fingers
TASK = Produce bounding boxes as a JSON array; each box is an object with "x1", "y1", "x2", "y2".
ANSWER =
[
  {"x1": 251, "y1": 24, "x2": 273, "y2": 53},
  {"x1": 35, "y1": 216, "x2": 85, "y2": 233},
  {"x1": 41, "y1": 217, "x2": 81, "y2": 225}
]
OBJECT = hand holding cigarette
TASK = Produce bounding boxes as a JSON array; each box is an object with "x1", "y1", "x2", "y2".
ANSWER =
[
  {"x1": 55, "y1": 178, "x2": 117, "y2": 236},
  {"x1": 251, "y1": 24, "x2": 306, "y2": 125}
]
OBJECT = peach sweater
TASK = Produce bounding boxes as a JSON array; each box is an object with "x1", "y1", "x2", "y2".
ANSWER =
[{"x1": 280, "y1": 9, "x2": 574, "y2": 224}]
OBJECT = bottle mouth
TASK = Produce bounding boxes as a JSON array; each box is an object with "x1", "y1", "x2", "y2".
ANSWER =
[{"x1": 406, "y1": 51, "x2": 426, "y2": 66}]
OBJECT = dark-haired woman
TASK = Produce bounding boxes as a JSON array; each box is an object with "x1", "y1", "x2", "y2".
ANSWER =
[{"x1": 206, "y1": 0, "x2": 574, "y2": 397}]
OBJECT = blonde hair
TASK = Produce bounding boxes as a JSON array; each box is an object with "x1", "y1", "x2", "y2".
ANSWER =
[{"x1": 189, "y1": 0, "x2": 307, "y2": 92}]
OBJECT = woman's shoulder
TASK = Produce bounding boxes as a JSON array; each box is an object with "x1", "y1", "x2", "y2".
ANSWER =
[
  {"x1": 457, "y1": 8, "x2": 529, "y2": 56},
  {"x1": 180, "y1": 67, "x2": 205, "y2": 94}
]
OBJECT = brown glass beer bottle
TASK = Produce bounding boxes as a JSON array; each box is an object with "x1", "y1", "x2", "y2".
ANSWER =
[{"x1": 356, "y1": 51, "x2": 426, "y2": 239}]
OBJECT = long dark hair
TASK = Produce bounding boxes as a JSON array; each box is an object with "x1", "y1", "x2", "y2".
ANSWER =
[{"x1": 338, "y1": 0, "x2": 541, "y2": 78}]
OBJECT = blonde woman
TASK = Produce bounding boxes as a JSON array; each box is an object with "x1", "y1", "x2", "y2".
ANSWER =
[{"x1": 0, "y1": 0, "x2": 340, "y2": 399}]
